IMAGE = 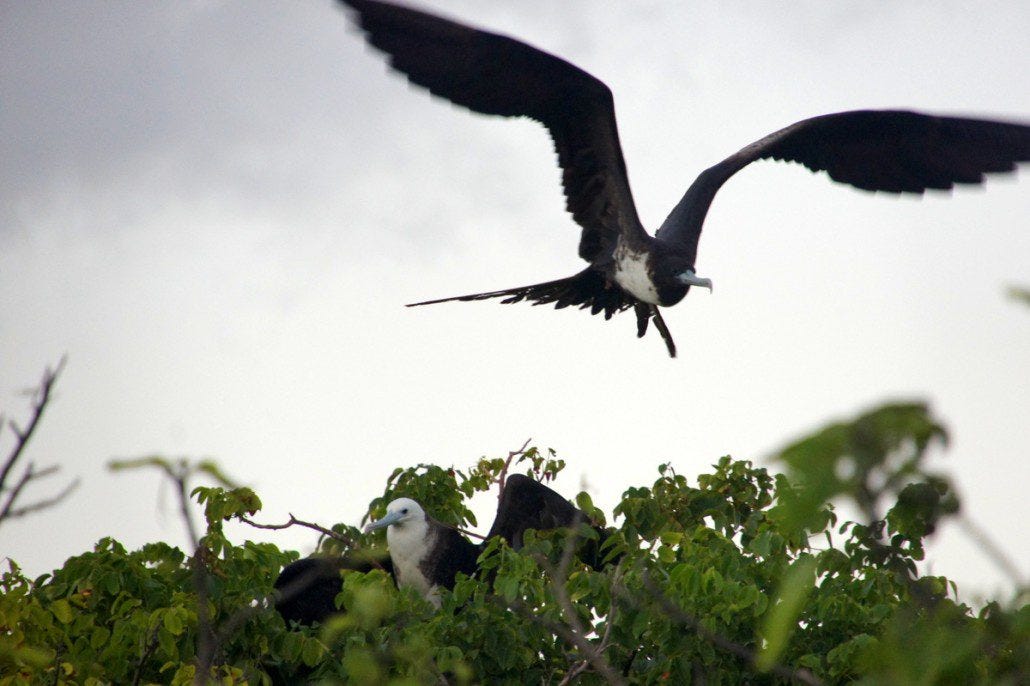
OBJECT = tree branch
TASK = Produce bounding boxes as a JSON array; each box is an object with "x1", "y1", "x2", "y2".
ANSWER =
[
  {"x1": 191, "y1": 547, "x2": 216, "y2": 686},
  {"x1": 0, "y1": 462, "x2": 39, "y2": 522},
  {"x1": 3, "y1": 474, "x2": 80, "y2": 519},
  {"x1": 0, "y1": 358, "x2": 77, "y2": 528},
  {"x1": 239, "y1": 513, "x2": 358, "y2": 548},
  {"x1": 956, "y1": 515, "x2": 1027, "y2": 588},
  {"x1": 532, "y1": 515, "x2": 626, "y2": 686},
  {"x1": 169, "y1": 464, "x2": 200, "y2": 551},
  {"x1": 0, "y1": 356, "x2": 66, "y2": 494},
  {"x1": 505, "y1": 594, "x2": 626, "y2": 686},
  {"x1": 497, "y1": 437, "x2": 532, "y2": 498}
]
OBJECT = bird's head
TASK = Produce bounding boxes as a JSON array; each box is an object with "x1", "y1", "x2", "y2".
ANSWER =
[
  {"x1": 652, "y1": 251, "x2": 713, "y2": 305},
  {"x1": 364, "y1": 497, "x2": 425, "y2": 533}
]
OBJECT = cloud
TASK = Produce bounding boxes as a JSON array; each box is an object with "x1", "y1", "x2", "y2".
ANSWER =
[{"x1": 1, "y1": 0, "x2": 1026, "y2": 600}]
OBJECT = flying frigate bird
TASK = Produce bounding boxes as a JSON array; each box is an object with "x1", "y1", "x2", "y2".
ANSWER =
[
  {"x1": 274, "y1": 474, "x2": 607, "y2": 625},
  {"x1": 337, "y1": 0, "x2": 1030, "y2": 357}
]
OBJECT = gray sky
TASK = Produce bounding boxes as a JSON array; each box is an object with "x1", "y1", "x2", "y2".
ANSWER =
[{"x1": 2, "y1": 1, "x2": 1027, "y2": 600}]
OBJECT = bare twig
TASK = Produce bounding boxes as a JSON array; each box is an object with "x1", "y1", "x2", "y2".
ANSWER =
[
  {"x1": 240, "y1": 512, "x2": 393, "y2": 576},
  {"x1": 445, "y1": 523, "x2": 486, "y2": 541},
  {"x1": 0, "y1": 358, "x2": 65, "y2": 492},
  {"x1": 639, "y1": 572, "x2": 822, "y2": 686},
  {"x1": 0, "y1": 463, "x2": 41, "y2": 521},
  {"x1": 172, "y1": 466, "x2": 200, "y2": 552},
  {"x1": 4, "y1": 475, "x2": 80, "y2": 519},
  {"x1": 956, "y1": 515, "x2": 1027, "y2": 588},
  {"x1": 0, "y1": 358, "x2": 76, "y2": 527},
  {"x1": 239, "y1": 513, "x2": 358, "y2": 547},
  {"x1": 243, "y1": 509, "x2": 490, "y2": 545},
  {"x1": 497, "y1": 438, "x2": 532, "y2": 498},
  {"x1": 557, "y1": 657, "x2": 593, "y2": 686}
]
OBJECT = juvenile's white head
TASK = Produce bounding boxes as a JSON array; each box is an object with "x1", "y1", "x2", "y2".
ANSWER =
[
  {"x1": 364, "y1": 498, "x2": 436, "y2": 601},
  {"x1": 365, "y1": 497, "x2": 428, "y2": 543}
]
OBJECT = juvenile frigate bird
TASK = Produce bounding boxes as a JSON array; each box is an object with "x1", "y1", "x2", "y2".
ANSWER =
[
  {"x1": 274, "y1": 474, "x2": 605, "y2": 624},
  {"x1": 362, "y1": 497, "x2": 481, "y2": 607},
  {"x1": 338, "y1": 0, "x2": 1030, "y2": 357}
]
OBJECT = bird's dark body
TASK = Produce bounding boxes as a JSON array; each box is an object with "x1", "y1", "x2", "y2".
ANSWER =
[
  {"x1": 274, "y1": 474, "x2": 609, "y2": 626},
  {"x1": 338, "y1": 0, "x2": 1030, "y2": 357},
  {"x1": 274, "y1": 554, "x2": 394, "y2": 626},
  {"x1": 414, "y1": 523, "x2": 479, "y2": 590}
]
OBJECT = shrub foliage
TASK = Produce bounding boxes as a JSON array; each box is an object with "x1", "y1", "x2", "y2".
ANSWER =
[{"x1": 1, "y1": 404, "x2": 1026, "y2": 685}]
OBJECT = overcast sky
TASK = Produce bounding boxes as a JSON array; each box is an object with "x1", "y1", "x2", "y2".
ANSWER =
[{"x1": 2, "y1": 1, "x2": 1027, "y2": 600}]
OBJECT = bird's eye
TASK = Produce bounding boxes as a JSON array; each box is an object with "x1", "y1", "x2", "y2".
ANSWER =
[{"x1": 401, "y1": 508, "x2": 408, "y2": 514}]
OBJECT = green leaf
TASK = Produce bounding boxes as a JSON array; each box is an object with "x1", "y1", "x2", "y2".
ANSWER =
[
  {"x1": 342, "y1": 646, "x2": 380, "y2": 681},
  {"x1": 300, "y1": 636, "x2": 327, "y2": 667},
  {"x1": 162, "y1": 607, "x2": 186, "y2": 635},
  {"x1": 757, "y1": 555, "x2": 818, "y2": 672},
  {"x1": 575, "y1": 491, "x2": 594, "y2": 513},
  {"x1": 158, "y1": 627, "x2": 179, "y2": 661},
  {"x1": 51, "y1": 598, "x2": 73, "y2": 624},
  {"x1": 90, "y1": 625, "x2": 111, "y2": 650}
]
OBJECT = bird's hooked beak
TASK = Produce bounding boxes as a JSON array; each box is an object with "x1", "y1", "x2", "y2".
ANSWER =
[
  {"x1": 676, "y1": 269, "x2": 713, "y2": 292},
  {"x1": 364, "y1": 510, "x2": 404, "y2": 533}
]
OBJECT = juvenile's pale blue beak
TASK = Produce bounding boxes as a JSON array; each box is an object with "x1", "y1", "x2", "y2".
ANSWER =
[
  {"x1": 676, "y1": 269, "x2": 713, "y2": 292},
  {"x1": 364, "y1": 510, "x2": 403, "y2": 533}
]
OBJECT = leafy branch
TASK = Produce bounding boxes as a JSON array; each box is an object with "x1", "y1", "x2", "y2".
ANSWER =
[
  {"x1": 108, "y1": 456, "x2": 247, "y2": 685},
  {"x1": 535, "y1": 520, "x2": 626, "y2": 686},
  {"x1": 639, "y1": 571, "x2": 823, "y2": 685},
  {"x1": 8, "y1": 419, "x2": 1020, "y2": 683}
]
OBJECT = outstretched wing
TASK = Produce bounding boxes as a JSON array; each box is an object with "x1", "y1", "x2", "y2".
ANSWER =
[
  {"x1": 487, "y1": 473, "x2": 612, "y2": 569},
  {"x1": 407, "y1": 267, "x2": 636, "y2": 320},
  {"x1": 338, "y1": 0, "x2": 648, "y2": 263},
  {"x1": 274, "y1": 553, "x2": 394, "y2": 626},
  {"x1": 656, "y1": 109, "x2": 1030, "y2": 263},
  {"x1": 486, "y1": 474, "x2": 585, "y2": 549}
]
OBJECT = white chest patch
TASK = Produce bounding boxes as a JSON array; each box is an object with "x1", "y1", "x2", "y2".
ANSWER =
[
  {"x1": 387, "y1": 519, "x2": 441, "y2": 606},
  {"x1": 613, "y1": 242, "x2": 660, "y2": 304}
]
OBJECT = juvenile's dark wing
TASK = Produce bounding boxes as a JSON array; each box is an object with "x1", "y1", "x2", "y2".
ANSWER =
[
  {"x1": 487, "y1": 473, "x2": 613, "y2": 568},
  {"x1": 338, "y1": 0, "x2": 648, "y2": 262},
  {"x1": 274, "y1": 554, "x2": 393, "y2": 626},
  {"x1": 656, "y1": 110, "x2": 1030, "y2": 263},
  {"x1": 487, "y1": 474, "x2": 585, "y2": 549},
  {"x1": 421, "y1": 525, "x2": 481, "y2": 589}
]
